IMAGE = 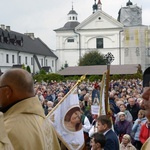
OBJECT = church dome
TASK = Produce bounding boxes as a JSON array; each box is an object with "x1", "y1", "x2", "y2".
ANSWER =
[
  {"x1": 63, "y1": 21, "x2": 80, "y2": 29},
  {"x1": 68, "y1": 9, "x2": 78, "y2": 15}
]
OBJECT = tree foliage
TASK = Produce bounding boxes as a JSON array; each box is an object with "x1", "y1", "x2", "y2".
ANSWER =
[
  {"x1": 26, "y1": 66, "x2": 31, "y2": 73},
  {"x1": 78, "y1": 51, "x2": 107, "y2": 66}
]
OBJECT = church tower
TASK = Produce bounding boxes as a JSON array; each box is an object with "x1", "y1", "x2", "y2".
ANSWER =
[
  {"x1": 93, "y1": 0, "x2": 102, "y2": 13},
  {"x1": 117, "y1": 0, "x2": 150, "y2": 71},
  {"x1": 117, "y1": 0, "x2": 142, "y2": 26},
  {"x1": 92, "y1": 0, "x2": 98, "y2": 13},
  {"x1": 54, "y1": 4, "x2": 80, "y2": 70},
  {"x1": 97, "y1": 0, "x2": 102, "y2": 11}
]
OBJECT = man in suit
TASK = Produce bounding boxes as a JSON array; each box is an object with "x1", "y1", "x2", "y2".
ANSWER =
[{"x1": 97, "y1": 115, "x2": 120, "y2": 150}]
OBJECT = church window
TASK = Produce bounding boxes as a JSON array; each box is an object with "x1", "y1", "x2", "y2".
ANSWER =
[
  {"x1": 12, "y1": 55, "x2": 15, "y2": 63},
  {"x1": 52, "y1": 60, "x2": 54, "y2": 67},
  {"x1": 46, "y1": 59, "x2": 48, "y2": 66},
  {"x1": 18, "y1": 56, "x2": 21, "y2": 64},
  {"x1": 31, "y1": 57, "x2": 33, "y2": 65},
  {"x1": 96, "y1": 38, "x2": 103, "y2": 48},
  {"x1": 67, "y1": 38, "x2": 74, "y2": 42},
  {"x1": 6, "y1": 54, "x2": 9, "y2": 63},
  {"x1": 25, "y1": 56, "x2": 28, "y2": 64},
  {"x1": 41, "y1": 59, "x2": 43, "y2": 67}
]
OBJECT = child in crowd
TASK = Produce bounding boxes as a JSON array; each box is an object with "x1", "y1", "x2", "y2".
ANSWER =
[{"x1": 90, "y1": 132, "x2": 106, "y2": 150}]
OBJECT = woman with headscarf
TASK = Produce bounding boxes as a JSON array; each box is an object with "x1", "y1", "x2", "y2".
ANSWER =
[{"x1": 114, "y1": 112, "x2": 133, "y2": 142}]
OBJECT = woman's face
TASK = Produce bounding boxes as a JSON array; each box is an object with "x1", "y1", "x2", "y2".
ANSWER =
[
  {"x1": 122, "y1": 136, "x2": 129, "y2": 145},
  {"x1": 70, "y1": 110, "x2": 81, "y2": 124},
  {"x1": 119, "y1": 114, "x2": 126, "y2": 121},
  {"x1": 138, "y1": 112, "x2": 144, "y2": 119},
  {"x1": 119, "y1": 105, "x2": 126, "y2": 112}
]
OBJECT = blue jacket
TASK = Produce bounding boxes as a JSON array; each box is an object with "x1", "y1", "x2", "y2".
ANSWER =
[
  {"x1": 132, "y1": 117, "x2": 147, "y2": 141},
  {"x1": 104, "y1": 129, "x2": 120, "y2": 150}
]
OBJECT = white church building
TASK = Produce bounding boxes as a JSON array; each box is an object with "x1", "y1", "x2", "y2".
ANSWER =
[{"x1": 54, "y1": 0, "x2": 150, "y2": 72}]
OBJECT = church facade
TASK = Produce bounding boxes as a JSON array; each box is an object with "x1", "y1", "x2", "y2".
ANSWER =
[{"x1": 54, "y1": 0, "x2": 150, "y2": 72}]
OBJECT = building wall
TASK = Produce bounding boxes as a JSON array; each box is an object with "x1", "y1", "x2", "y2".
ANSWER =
[
  {"x1": 0, "y1": 49, "x2": 18, "y2": 72},
  {"x1": 55, "y1": 25, "x2": 150, "y2": 72},
  {"x1": 0, "y1": 49, "x2": 57, "y2": 73},
  {"x1": 55, "y1": 28, "x2": 122, "y2": 70},
  {"x1": 123, "y1": 26, "x2": 150, "y2": 71}
]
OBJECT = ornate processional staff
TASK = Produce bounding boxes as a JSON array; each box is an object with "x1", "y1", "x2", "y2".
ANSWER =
[{"x1": 104, "y1": 52, "x2": 114, "y2": 115}]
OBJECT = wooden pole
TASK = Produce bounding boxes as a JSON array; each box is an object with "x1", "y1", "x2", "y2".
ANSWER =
[{"x1": 105, "y1": 65, "x2": 110, "y2": 115}]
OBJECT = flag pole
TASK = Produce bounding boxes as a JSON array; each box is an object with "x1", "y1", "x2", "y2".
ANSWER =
[
  {"x1": 46, "y1": 74, "x2": 86, "y2": 118},
  {"x1": 105, "y1": 66, "x2": 110, "y2": 115}
]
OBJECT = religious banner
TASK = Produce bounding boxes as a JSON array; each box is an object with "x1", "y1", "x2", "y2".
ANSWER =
[
  {"x1": 47, "y1": 76, "x2": 85, "y2": 150},
  {"x1": 99, "y1": 70, "x2": 114, "y2": 130},
  {"x1": 99, "y1": 72, "x2": 107, "y2": 116},
  {"x1": 91, "y1": 105, "x2": 99, "y2": 115}
]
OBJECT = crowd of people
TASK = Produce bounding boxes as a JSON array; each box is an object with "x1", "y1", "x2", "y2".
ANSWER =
[
  {"x1": 33, "y1": 77, "x2": 150, "y2": 150},
  {"x1": 1, "y1": 68, "x2": 150, "y2": 150}
]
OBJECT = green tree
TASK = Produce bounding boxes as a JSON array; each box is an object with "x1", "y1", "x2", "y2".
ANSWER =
[
  {"x1": 22, "y1": 64, "x2": 26, "y2": 70},
  {"x1": 26, "y1": 66, "x2": 31, "y2": 73},
  {"x1": 78, "y1": 51, "x2": 107, "y2": 66}
]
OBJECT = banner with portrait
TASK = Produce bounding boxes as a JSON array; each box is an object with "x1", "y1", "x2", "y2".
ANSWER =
[{"x1": 47, "y1": 92, "x2": 84, "y2": 150}]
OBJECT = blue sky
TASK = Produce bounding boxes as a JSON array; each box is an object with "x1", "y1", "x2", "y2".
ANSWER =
[{"x1": 0, "y1": 0, "x2": 149, "y2": 49}]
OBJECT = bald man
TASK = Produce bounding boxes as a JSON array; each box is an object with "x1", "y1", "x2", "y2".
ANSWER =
[
  {"x1": 0, "y1": 68, "x2": 60, "y2": 150},
  {"x1": 141, "y1": 87, "x2": 150, "y2": 150}
]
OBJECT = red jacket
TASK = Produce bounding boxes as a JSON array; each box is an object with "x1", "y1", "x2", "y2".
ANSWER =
[{"x1": 139, "y1": 121, "x2": 150, "y2": 144}]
